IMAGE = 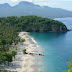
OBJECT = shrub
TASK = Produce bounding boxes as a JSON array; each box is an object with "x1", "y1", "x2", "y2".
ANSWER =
[
  {"x1": 65, "y1": 58, "x2": 72, "y2": 72},
  {"x1": 20, "y1": 39, "x2": 25, "y2": 42},
  {"x1": 11, "y1": 51, "x2": 17, "y2": 57},
  {"x1": 0, "y1": 70, "x2": 16, "y2": 72},
  {"x1": 23, "y1": 49, "x2": 27, "y2": 54}
]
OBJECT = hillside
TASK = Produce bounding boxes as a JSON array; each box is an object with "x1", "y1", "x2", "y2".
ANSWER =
[
  {"x1": 0, "y1": 1, "x2": 72, "y2": 18},
  {"x1": 0, "y1": 16, "x2": 68, "y2": 32}
]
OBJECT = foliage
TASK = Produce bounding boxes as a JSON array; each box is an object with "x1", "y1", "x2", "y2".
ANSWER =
[
  {"x1": 0, "y1": 70, "x2": 16, "y2": 72},
  {"x1": 0, "y1": 51, "x2": 17, "y2": 64},
  {"x1": 0, "y1": 52, "x2": 12, "y2": 64},
  {"x1": 0, "y1": 16, "x2": 68, "y2": 33},
  {"x1": 0, "y1": 27, "x2": 20, "y2": 52},
  {"x1": 65, "y1": 58, "x2": 72, "y2": 72},
  {"x1": 23, "y1": 49, "x2": 27, "y2": 54},
  {"x1": 11, "y1": 51, "x2": 17, "y2": 57},
  {"x1": 39, "y1": 71, "x2": 43, "y2": 72},
  {"x1": 20, "y1": 39, "x2": 25, "y2": 42}
]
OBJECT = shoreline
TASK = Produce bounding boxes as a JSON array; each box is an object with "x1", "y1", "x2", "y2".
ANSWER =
[
  {"x1": 15, "y1": 32, "x2": 42, "y2": 72},
  {"x1": 0, "y1": 32, "x2": 43, "y2": 72}
]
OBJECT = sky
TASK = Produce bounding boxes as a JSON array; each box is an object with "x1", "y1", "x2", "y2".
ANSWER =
[{"x1": 0, "y1": 0, "x2": 72, "y2": 11}]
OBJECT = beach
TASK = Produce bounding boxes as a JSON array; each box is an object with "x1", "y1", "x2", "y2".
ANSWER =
[{"x1": 10, "y1": 32, "x2": 42, "y2": 72}]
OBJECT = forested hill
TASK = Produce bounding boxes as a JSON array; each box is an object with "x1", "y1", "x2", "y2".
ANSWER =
[
  {"x1": 0, "y1": 16, "x2": 68, "y2": 32},
  {"x1": 0, "y1": 1, "x2": 72, "y2": 18}
]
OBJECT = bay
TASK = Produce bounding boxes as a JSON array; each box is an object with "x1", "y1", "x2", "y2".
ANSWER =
[{"x1": 29, "y1": 17, "x2": 72, "y2": 72}]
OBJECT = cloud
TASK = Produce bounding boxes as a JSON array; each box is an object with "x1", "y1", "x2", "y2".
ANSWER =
[
  {"x1": 11, "y1": 0, "x2": 33, "y2": 3},
  {"x1": 2, "y1": 0, "x2": 72, "y2": 3},
  {"x1": 11, "y1": 0, "x2": 18, "y2": 2}
]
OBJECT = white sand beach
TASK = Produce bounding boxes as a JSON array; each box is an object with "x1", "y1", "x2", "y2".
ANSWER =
[{"x1": 9, "y1": 32, "x2": 42, "y2": 72}]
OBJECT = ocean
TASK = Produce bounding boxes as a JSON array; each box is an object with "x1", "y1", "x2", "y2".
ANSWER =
[{"x1": 29, "y1": 17, "x2": 72, "y2": 72}]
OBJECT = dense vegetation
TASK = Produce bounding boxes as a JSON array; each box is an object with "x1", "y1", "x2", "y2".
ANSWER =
[
  {"x1": 20, "y1": 39, "x2": 25, "y2": 43},
  {"x1": 0, "y1": 17, "x2": 20, "y2": 64},
  {"x1": 0, "y1": 70, "x2": 16, "y2": 72},
  {"x1": 0, "y1": 15, "x2": 68, "y2": 65},
  {"x1": 65, "y1": 58, "x2": 72, "y2": 72},
  {"x1": 0, "y1": 16, "x2": 68, "y2": 32}
]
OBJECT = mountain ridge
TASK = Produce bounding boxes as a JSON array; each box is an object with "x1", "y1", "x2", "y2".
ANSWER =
[
  {"x1": 0, "y1": 3, "x2": 11, "y2": 8},
  {"x1": 0, "y1": 1, "x2": 72, "y2": 18}
]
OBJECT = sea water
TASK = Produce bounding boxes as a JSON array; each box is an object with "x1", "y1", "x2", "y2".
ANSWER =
[{"x1": 29, "y1": 17, "x2": 72, "y2": 72}]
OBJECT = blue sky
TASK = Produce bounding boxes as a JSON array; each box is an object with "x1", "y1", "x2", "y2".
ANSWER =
[{"x1": 0, "y1": 0, "x2": 72, "y2": 11}]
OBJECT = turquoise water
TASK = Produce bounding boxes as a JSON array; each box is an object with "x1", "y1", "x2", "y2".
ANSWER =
[{"x1": 29, "y1": 17, "x2": 72, "y2": 72}]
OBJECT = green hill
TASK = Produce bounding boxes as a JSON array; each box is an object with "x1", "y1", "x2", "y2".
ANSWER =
[{"x1": 0, "y1": 15, "x2": 68, "y2": 32}]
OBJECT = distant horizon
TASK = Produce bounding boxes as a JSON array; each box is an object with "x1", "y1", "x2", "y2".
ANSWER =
[{"x1": 0, "y1": 0, "x2": 72, "y2": 11}]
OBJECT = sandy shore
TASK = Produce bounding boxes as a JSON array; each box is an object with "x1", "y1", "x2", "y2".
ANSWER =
[
  {"x1": 0, "y1": 32, "x2": 42, "y2": 72},
  {"x1": 12, "y1": 32, "x2": 42, "y2": 72}
]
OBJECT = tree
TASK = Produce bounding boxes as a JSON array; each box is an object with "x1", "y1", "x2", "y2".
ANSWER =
[
  {"x1": 65, "y1": 58, "x2": 72, "y2": 72},
  {"x1": 11, "y1": 51, "x2": 17, "y2": 57},
  {"x1": 0, "y1": 52, "x2": 12, "y2": 65}
]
